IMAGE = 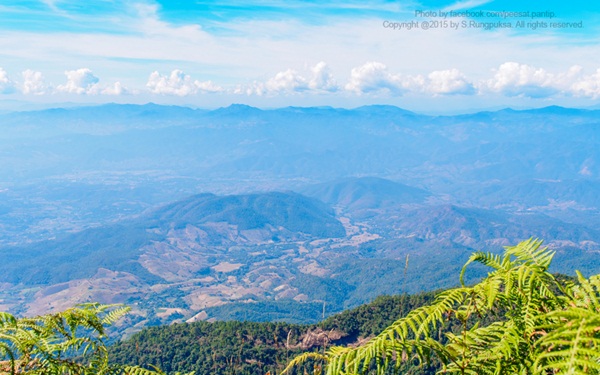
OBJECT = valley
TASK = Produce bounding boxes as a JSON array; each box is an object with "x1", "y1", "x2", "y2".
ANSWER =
[{"x1": 1, "y1": 104, "x2": 599, "y2": 335}]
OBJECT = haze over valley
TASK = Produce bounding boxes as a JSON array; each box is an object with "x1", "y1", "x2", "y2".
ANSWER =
[{"x1": 1, "y1": 104, "x2": 599, "y2": 333}]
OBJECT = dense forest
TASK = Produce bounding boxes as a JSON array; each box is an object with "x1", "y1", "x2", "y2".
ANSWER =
[
  {"x1": 3, "y1": 240, "x2": 600, "y2": 375},
  {"x1": 109, "y1": 292, "x2": 437, "y2": 375},
  {"x1": 111, "y1": 239, "x2": 600, "y2": 375}
]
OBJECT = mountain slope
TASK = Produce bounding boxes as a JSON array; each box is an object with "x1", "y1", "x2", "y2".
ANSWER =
[
  {"x1": 109, "y1": 292, "x2": 438, "y2": 375},
  {"x1": 0, "y1": 191, "x2": 346, "y2": 320},
  {"x1": 299, "y1": 177, "x2": 430, "y2": 212},
  {"x1": 148, "y1": 191, "x2": 345, "y2": 238},
  {"x1": 3, "y1": 104, "x2": 600, "y2": 247},
  {"x1": 0, "y1": 190, "x2": 344, "y2": 283},
  {"x1": 2, "y1": 104, "x2": 600, "y2": 335}
]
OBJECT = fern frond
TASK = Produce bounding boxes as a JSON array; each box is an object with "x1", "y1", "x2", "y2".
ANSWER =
[
  {"x1": 460, "y1": 251, "x2": 511, "y2": 286},
  {"x1": 0, "y1": 312, "x2": 18, "y2": 328},
  {"x1": 535, "y1": 307, "x2": 600, "y2": 374},
  {"x1": 280, "y1": 352, "x2": 327, "y2": 375},
  {"x1": 0, "y1": 303, "x2": 132, "y2": 375},
  {"x1": 317, "y1": 286, "x2": 471, "y2": 375},
  {"x1": 122, "y1": 365, "x2": 166, "y2": 375},
  {"x1": 504, "y1": 238, "x2": 554, "y2": 271},
  {"x1": 567, "y1": 271, "x2": 600, "y2": 312},
  {"x1": 101, "y1": 306, "x2": 131, "y2": 326}
]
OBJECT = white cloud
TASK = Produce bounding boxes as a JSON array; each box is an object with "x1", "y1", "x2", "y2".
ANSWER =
[
  {"x1": 10, "y1": 62, "x2": 600, "y2": 102},
  {"x1": 309, "y1": 62, "x2": 338, "y2": 92},
  {"x1": 21, "y1": 69, "x2": 47, "y2": 95},
  {"x1": 427, "y1": 69, "x2": 475, "y2": 95},
  {"x1": 484, "y1": 62, "x2": 562, "y2": 98},
  {"x1": 1, "y1": 67, "x2": 129, "y2": 97},
  {"x1": 0, "y1": 68, "x2": 16, "y2": 94},
  {"x1": 101, "y1": 81, "x2": 127, "y2": 96},
  {"x1": 196, "y1": 80, "x2": 223, "y2": 93},
  {"x1": 345, "y1": 62, "x2": 415, "y2": 95},
  {"x1": 56, "y1": 68, "x2": 100, "y2": 94},
  {"x1": 240, "y1": 74, "x2": 303, "y2": 96},
  {"x1": 146, "y1": 70, "x2": 223, "y2": 96},
  {"x1": 482, "y1": 62, "x2": 600, "y2": 99},
  {"x1": 264, "y1": 69, "x2": 309, "y2": 93},
  {"x1": 242, "y1": 62, "x2": 339, "y2": 96},
  {"x1": 243, "y1": 63, "x2": 501, "y2": 98},
  {"x1": 344, "y1": 64, "x2": 475, "y2": 96},
  {"x1": 570, "y1": 68, "x2": 600, "y2": 99}
]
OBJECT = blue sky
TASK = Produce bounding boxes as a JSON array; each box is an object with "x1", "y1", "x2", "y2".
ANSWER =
[{"x1": 0, "y1": 0, "x2": 599, "y2": 112}]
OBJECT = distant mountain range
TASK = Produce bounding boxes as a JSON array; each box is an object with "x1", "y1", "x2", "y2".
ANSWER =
[
  {"x1": 1, "y1": 176, "x2": 600, "y2": 335},
  {"x1": 1, "y1": 104, "x2": 599, "y2": 334},
  {"x1": 299, "y1": 176, "x2": 431, "y2": 212},
  {"x1": 1, "y1": 104, "x2": 598, "y2": 214},
  {"x1": 1, "y1": 191, "x2": 342, "y2": 282},
  {"x1": 148, "y1": 192, "x2": 344, "y2": 237}
]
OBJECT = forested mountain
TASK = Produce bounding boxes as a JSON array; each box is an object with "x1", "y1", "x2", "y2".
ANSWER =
[
  {"x1": 1, "y1": 104, "x2": 599, "y2": 335},
  {"x1": 1, "y1": 178, "x2": 599, "y2": 335},
  {"x1": 109, "y1": 292, "x2": 438, "y2": 375},
  {"x1": 110, "y1": 241, "x2": 592, "y2": 375},
  {"x1": 299, "y1": 176, "x2": 431, "y2": 212},
  {"x1": 2, "y1": 104, "x2": 599, "y2": 245},
  {"x1": 0, "y1": 191, "x2": 347, "y2": 327}
]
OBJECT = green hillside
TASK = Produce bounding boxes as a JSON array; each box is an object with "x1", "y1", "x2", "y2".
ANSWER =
[
  {"x1": 149, "y1": 191, "x2": 345, "y2": 237},
  {"x1": 110, "y1": 240, "x2": 597, "y2": 375},
  {"x1": 109, "y1": 292, "x2": 437, "y2": 375},
  {"x1": 299, "y1": 177, "x2": 431, "y2": 212}
]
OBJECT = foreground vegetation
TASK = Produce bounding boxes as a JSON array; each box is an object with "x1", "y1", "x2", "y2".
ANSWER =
[
  {"x1": 0, "y1": 289, "x2": 437, "y2": 375},
  {"x1": 286, "y1": 238, "x2": 600, "y2": 374},
  {"x1": 3, "y1": 239, "x2": 600, "y2": 374},
  {"x1": 109, "y1": 293, "x2": 437, "y2": 375},
  {"x1": 0, "y1": 303, "x2": 164, "y2": 375}
]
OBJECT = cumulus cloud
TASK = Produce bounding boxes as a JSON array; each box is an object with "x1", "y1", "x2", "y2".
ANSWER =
[
  {"x1": 0, "y1": 68, "x2": 16, "y2": 94},
  {"x1": 427, "y1": 69, "x2": 475, "y2": 95},
  {"x1": 344, "y1": 64, "x2": 475, "y2": 96},
  {"x1": 483, "y1": 62, "x2": 563, "y2": 98},
  {"x1": 345, "y1": 62, "x2": 416, "y2": 95},
  {"x1": 196, "y1": 80, "x2": 223, "y2": 93},
  {"x1": 264, "y1": 69, "x2": 309, "y2": 94},
  {"x1": 101, "y1": 81, "x2": 128, "y2": 96},
  {"x1": 53, "y1": 68, "x2": 130, "y2": 95},
  {"x1": 56, "y1": 68, "x2": 100, "y2": 94},
  {"x1": 480, "y1": 62, "x2": 600, "y2": 99},
  {"x1": 242, "y1": 63, "x2": 476, "y2": 97},
  {"x1": 146, "y1": 70, "x2": 222, "y2": 96},
  {"x1": 21, "y1": 70, "x2": 47, "y2": 95},
  {"x1": 309, "y1": 62, "x2": 338, "y2": 92},
  {"x1": 570, "y1": 68, "x2": 600, "y2": 99},
  {"x1": 10, "y1": 62, "x2": 600, "y2": 101},
  {"x1": 243, "y1": 62, "x2": 338, "y2": 96}
]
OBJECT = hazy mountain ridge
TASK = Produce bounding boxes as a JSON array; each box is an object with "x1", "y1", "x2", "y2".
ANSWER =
[
  {"x1": 148, "y1": 191, "x2": 344, "y2": 238},
  {"x1": 299, "y1": 176, "x2": 431, "y2": 212},
  {"x1": 1, "y1": 178, "x2": 600, "y2": 333},
  {"x1": 0, "y1": 190, "x2": 351, "y2": 327},
  {"x1": 1, "y1": 104, "x2": 599, "y2": 334}
]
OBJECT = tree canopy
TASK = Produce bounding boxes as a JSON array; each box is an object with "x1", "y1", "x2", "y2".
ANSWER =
[
  {"x1": 285, "y1": 238, "x2": 600, "y2": 375},
  {"x1": 0, "y1": 303, "x2": 176, "y2": 375}
]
